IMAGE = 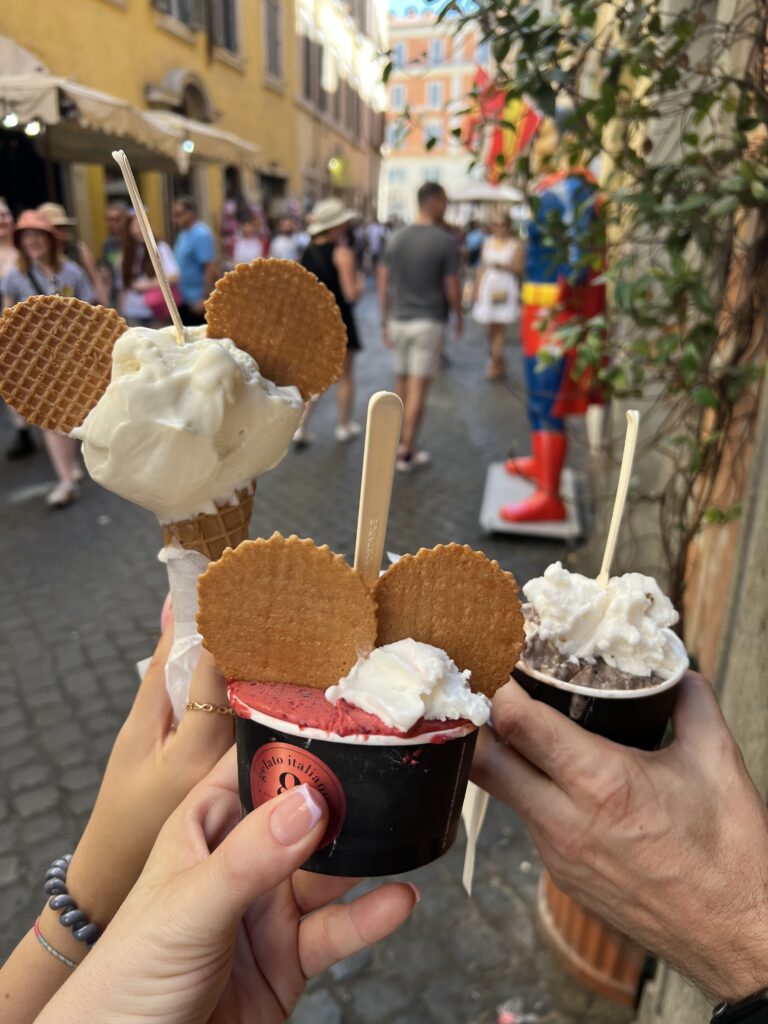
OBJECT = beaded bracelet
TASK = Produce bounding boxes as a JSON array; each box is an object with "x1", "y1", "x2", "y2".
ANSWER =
[{"x1": 44, "y1": 854, "x2": 101, "y2": 946}]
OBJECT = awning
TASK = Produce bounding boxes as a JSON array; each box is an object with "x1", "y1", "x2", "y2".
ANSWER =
[
  {"x1": 0, "y1": 74, "x2": 259, "y2": 171},
  {"x1": 0, "y1": 73, "x2": 180, "y2": 168},
  {"x1": 450, "y1": 181, "x2": 524, "y2": 203},
  {"x1": 145, "y1": 111, "x2": 260, "y2": 169}
]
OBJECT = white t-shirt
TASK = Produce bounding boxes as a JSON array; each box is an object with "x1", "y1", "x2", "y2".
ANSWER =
[
  {"x1": 270, "y1": 234, "x2": 300, "y2": 261},
  {"x1": 233, "y1": 236, "x2": 264, "y2": 265}
]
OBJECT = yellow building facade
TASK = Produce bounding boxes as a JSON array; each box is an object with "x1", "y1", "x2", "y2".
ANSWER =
[{"x1": 0, "y1": 0, "x2": 387, "y2": 253}]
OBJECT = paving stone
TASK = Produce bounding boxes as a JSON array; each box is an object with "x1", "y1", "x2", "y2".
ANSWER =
[
  {"x1": 60, "y1": 765, "x2": 102, "y2": 792},
  {"x1": 67, "y1": 788, "x2": 99, "y2": 816},
  {"x1": 7, "y1": 763, "x2": 51, "y2": 794},
  {"x1": 12, "y1": 786, "x2": 59, "y2": 819},
  {"x1": 348, "y1": 976, "x2": 410, "y2": 1023},
  {"x1": 0, "y1": 823, "x2": 16, "y2": 854},
  {"x1": 18, "y1": 813, "x2": 67, "y2": 846},
  {"x1": 0, "y1": 856, "x2": 22, "y2": 888},
  {"x1": 329, "y1": 948, "x2": 373, "y2": 982},
  {"x1": 288, "y1": 989, "x2": 343, "y2": 1024}
]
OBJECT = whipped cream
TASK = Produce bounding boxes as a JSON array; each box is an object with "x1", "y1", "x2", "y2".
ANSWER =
[
  {"x1": 73, "y1": 325, "x2": 303, "y2": 521},
  {"x1": 523, "y1": 562, "x2": 686, "y2": 678},
  {"x1": 325, "y1": 639, "x2": 491, "y2": 732}
]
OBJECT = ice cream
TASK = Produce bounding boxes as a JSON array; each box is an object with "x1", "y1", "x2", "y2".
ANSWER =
[
  {"x1": 326, "y1": 639, "x2": 491, "y2": 731},
  {"x1": 522, "y1": 562, "x2": 688, "y2": 686},
  {"x1": 73, "y1": 325, "x2": 303, "y2": 522}
]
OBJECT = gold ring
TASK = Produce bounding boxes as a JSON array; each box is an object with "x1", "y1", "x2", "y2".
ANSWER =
[{"x1": 185, "y1": 701, "x2": 235, "y2": 717}]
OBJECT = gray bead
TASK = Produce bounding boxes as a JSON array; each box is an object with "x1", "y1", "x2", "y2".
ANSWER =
[
  {"x1": 44, "y1": 879, "x2": 67, "y2": 895},
  {"x1": 48, "y1": 894, "x2": 77, "y2": 911},
  {"x1": 45, "y1": 866, "x2": 67, "y2": 881},
  {"x1": 60, "y1": 909, "x2": 87, "y2": 928},
  {"x1": 73, "y1": 923, "x2": 99, "y2": 944},
  {"x1": 52, "y1": 857, "x2": 69, "y2": 868},
  {"x1": 63, "y1": 854, "x2": 73, "y2": 863}
]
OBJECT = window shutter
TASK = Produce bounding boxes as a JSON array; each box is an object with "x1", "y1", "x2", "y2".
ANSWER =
[
  {"x1": 153, "y1": 0, "x2": 172, "y2": 13},
  {"x1": 189, "y1": 0, "x2": 206, "y2": 30},
  {"x1": 210, "y1": 0, "x2": 226, "y2": 45}
]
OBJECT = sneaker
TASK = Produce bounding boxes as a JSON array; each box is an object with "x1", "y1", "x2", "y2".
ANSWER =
[
  {"x1": 395, "y1": 450, "x2": 431, "y2": 473},
  {"x1": 6, "y1": 428, "x2": 36, "y2": 461},
  {"x1": 46, "y1": 481, "x2": 80, "y2": 508},
  {"x1": 334, "y1": 421, "x2": 362, "y2": 443},
  {"x1": 72, "y1": 463, "x2": 84, "y2": 483},
  {"x1": 292, "y1": 425, "x2": 311, "y2": 449}
]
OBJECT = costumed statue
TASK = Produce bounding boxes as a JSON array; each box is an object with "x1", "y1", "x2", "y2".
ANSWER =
[{"x1": 500, "y1": 113, "x2": 606, "y2": 523}]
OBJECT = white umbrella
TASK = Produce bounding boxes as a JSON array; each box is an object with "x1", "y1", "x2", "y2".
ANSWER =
[{"x1": 450, "y1": 181, "x2": 524, "y2": 203}]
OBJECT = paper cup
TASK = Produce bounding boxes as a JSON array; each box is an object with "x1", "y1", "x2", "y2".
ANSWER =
[
  {"x1": 233, "y1": 697, "x2": 478, "y2": 877},
  {"x1": 513, "y1": 634, "x2": 688, "y2": 750}
]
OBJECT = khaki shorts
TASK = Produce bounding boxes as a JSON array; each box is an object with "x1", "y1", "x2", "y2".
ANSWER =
[{"x1": 389, "y1": 319, "x2": 444, "y2": 379}]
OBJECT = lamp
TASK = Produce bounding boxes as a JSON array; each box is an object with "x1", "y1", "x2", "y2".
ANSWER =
[
  {"x1": 2, "y1": 111, "x2": 19, "y2": 129},
  {"x1": 24, "y1": 120, "x2": 42, "y2": 137}
]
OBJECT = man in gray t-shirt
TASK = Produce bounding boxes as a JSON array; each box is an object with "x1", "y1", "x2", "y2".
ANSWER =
[{"x1": 378, "y1": 182, "x2": 462, "y2": 472}]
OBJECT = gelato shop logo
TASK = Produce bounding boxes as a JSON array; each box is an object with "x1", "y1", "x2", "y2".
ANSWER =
[{"x1": 250, "y1": 743, "x2": 346, "y2": 848}]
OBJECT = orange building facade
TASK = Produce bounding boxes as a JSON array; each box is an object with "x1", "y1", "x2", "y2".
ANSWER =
[{"x1": 379, "y1": 11, "x2": 490, "y2": 221}]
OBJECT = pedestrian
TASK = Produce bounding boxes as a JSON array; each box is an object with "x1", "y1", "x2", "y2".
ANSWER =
[
  {"x1": 472, "y1": 213, "x2": 524, "y2": 379},
  {"x1": 270, "y1": 217, "x2": 301, "y2": 261},
  {"x1": 172, "y1": 195, "x2": 217, "y2": 326},
  {"x1": 1, "y1": 211, "x2": 94, "y2": 506},
  {"x1": 37, "y1": 202, "x2": 109, "y2": 307},
  {"x1": 473, "y1": 671, "x2": 768, "y2": 1014},
  {"x1": 100, "y1": 201, "x2": 129, "y2": 306},
  {"x1": 378, "y1": 182, "x2": 463, "y2": 472},
  {"x1": 120, "y1": 213, "x2": 180, "y2": 327},
  {"x1": 365, "y1": 217, "x2": 387, "y2": 274},
  {"x1": 297, "y1": 197, "x2": 364, "y2": 445},
  {"x1": 0, "y1": 198, "x2": 37, "y2": 462},
  {"x1": 463, "y1": 219, "x2": 487, "y2": 271},
  {"x1": 232, "y1": 216, "x2": 264, "y2": 266}
]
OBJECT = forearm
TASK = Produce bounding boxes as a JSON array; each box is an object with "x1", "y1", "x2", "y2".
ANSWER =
[
  {"x1": 444, "y1": 275, "x2": 462, "y2": 318},
  {"x1": 0, "y1": 911, "x2": 83, "y2": 1024},
  {"x1": 377, "y1": 265, "x2": 389, "y2": 323}
]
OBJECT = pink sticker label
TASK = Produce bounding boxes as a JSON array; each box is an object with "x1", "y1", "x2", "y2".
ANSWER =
[{"x1": 250, "y1": 742, "x2": 347, "y2": 848}]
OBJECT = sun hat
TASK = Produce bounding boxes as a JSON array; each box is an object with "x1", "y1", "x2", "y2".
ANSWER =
[
  {"x1": 37, "y1": 202, "x2": 77, "y2": 227},
  {"x1": 307, "y1": 197, "x2": 358, "y2": 237},
  {"x1": 13, "y1": 210, "x2": 62, "y2": 246}
]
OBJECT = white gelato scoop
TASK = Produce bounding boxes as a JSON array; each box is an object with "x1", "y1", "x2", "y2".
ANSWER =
[
  {"x1": 326, "y1": 638, "x2": 492, "y2": 732},
  {"x1": 73, "y1": 325, "x2": 303, "y2": 521},
  {"x1": 523, "y1": 561, "x2": 686, "y2": 678}
]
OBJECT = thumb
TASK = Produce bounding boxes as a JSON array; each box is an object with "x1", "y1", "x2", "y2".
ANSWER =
[{"x1": 186, "y1": 786, "x2": 328, "y2": 935}]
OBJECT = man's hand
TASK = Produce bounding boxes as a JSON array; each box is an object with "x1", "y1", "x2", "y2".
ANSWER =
[
  {"x1": 454, "y1": 312, "x2": 464, "y2": 340},
  {"x1": 472, "y1": 673, "x2": 768, "y2": 1003}
]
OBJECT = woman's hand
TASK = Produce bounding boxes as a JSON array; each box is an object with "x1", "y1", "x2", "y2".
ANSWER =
[
  {"x1": 38, "y1": 749, "x2": 418, "y2": 1024},
  {"x1": 60, "y1": 619, "x2": 235, "y2": 933}
]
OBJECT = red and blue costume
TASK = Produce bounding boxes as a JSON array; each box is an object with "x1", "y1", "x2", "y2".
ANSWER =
[{"x1": 501, "y1": 169, "x2": 605, "y2": 522}]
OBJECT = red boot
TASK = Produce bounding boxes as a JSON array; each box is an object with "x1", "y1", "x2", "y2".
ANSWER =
[
  {"x1": 504, "y1": 453, "x2": 538, "y2": 479},
  {"x1": 500, "y1": 431, "x2": 567, "y2": 522}
]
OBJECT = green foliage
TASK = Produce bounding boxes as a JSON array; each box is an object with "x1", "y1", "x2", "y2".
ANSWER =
[{"x1": 433, "y1": 0, "x2": 768, "y2": 598}]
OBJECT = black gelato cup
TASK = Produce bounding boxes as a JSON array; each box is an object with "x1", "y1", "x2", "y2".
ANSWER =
[
  {"x1": 233, "y1": 699, "x2": 478, "y2": 877},
  {"x1": 513, "y1": 634, "x2": 688, "y2": 751}
]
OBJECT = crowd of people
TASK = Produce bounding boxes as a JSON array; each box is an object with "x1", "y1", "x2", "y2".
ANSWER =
[{"x1": 1, "y1": 184, "x2": 525, "y2": 507}]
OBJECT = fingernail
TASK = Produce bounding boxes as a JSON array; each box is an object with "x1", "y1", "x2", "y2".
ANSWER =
[
  {"x1": 407, "y1": 882, "x2": 421, "y2": 904},
  {"x1": 270, "y1": 785, "x2": 324, "y2": 845}
]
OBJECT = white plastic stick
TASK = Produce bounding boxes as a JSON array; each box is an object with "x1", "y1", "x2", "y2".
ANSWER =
[
  {"x1": 597, "y1": 409, "x2": 640, "y2": 588},
  {"x1": 353, "y1": 392, "x2": 404, "y2": 588},
  {"x1": 112, "y1": 149, "x2": 185, "y2": 344}
]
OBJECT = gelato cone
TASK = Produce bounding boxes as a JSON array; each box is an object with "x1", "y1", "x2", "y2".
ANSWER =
[{"x1": 161, "y1": 483, "x2": 255, "y2": 561}]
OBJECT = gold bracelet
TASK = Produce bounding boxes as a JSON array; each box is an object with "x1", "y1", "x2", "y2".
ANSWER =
[{"x1": 185, "y1": 701, "x2": 235, "y2": 717}]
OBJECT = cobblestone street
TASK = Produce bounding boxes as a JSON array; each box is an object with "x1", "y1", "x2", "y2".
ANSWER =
[{"x1": 0, "y1": 289, "x2": 630, "y2": 1023}]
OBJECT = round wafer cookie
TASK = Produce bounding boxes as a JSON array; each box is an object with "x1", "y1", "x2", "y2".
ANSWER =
[
  {"x1": 204, "y1": 259, "x2": 347, "y2": 400},
  {"x1": 197, "y1": 532, "x2": 377, "y2": 688},
  {"x1": 374, "y1": 544, "x2": 524, "y2": 698},
  {"x1": 0, "y1": 296, "x2": 126, "y2": 434}
]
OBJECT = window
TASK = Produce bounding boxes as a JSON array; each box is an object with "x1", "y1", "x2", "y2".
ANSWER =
[
  {"x1": 211, "y1": 0, "x2": 238, "y2": 53},
  {"x1": 263, "y1": 0, "x2": 282, "y2": 79},
  {"x1": 155, "y1": 0, "x2": 206, "y2": 28},
  {"x1": 317, "y1": 44, "x2": 328, "y2": 112},
  {"x1": 475, "y1": 40, "x2": 491, "y2": 65},
  {"x1": 391, "y1": 84, "x2": 406, "y2": 110},
  {"x1": 426, "y1": 81, "x2": 443, "y2": 108},
  {"x1": 388, "y1": 167, "x2": 406, "y2": 183},
  {"x1": 333, "y1": 76, "x2": 342, "y2": 122},
  {"x1": 428, "y1": 38, "x2": 444, "y2": 64},
  {"x1": 424, "y1": 121, "x2": 443, "y2": 147},
  {"x1": 386, "y1": 121, "x2": 407, "y2": 149},
  {"x1": 392, "y1": 42, "x2": 406, "y2": 68},
  {"x1": 423, "y1": 168, "x2": 442, "y2": 183}
]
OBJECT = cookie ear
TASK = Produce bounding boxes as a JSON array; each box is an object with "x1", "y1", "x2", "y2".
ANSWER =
[
  {"x1": 374, "y1": 544, "x2": 525, "y2": 698},
  {"x1": 197, "y1": 532, "x2": 377, "y2": 687},
  {"x1": 204, "y1": 259, "x2": 347, "y2": 401},
  {"x1": 0, "y1": 296, "x2": 126, "y2": 433}
]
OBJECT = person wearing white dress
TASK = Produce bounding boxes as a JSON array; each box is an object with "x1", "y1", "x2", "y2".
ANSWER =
[{"x1": 472, "y1": 215, "x2": 524, "y2": 379}]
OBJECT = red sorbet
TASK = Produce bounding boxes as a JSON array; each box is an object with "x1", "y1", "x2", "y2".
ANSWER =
[{"x1": 228, "y1": 680, "x2": 469, "y2": 739}]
